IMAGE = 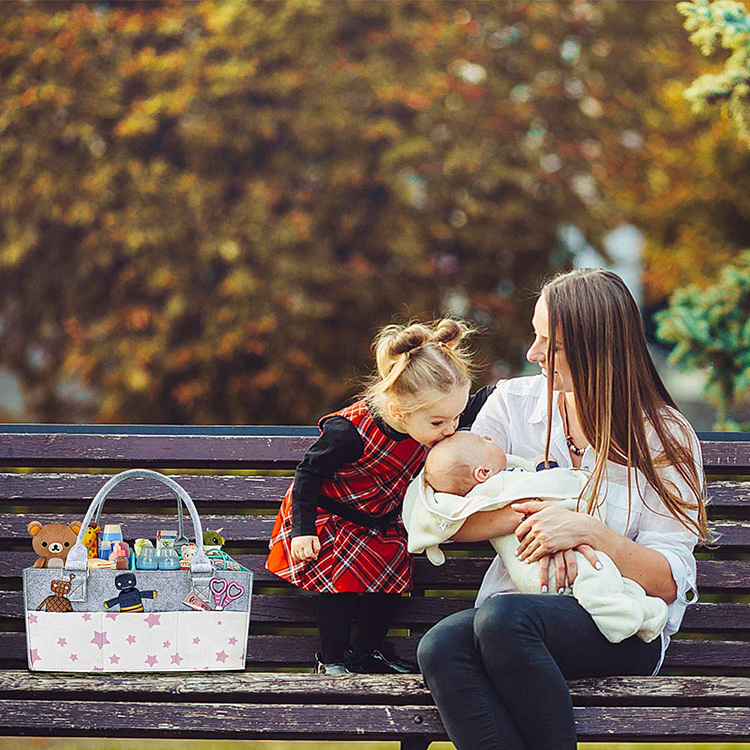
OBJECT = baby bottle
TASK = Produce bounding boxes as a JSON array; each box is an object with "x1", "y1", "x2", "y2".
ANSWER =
[
  {"x1": 158, "y1": 547, "x2": 180, "y2": 571},
  {"x1": 136, "y1": 546, "x2": 159, "y2": 570}
]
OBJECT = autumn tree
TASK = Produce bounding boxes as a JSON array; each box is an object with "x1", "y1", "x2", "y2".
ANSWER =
[{"x1": 0, "y1": 0, "x2": 743, "y2": 423}]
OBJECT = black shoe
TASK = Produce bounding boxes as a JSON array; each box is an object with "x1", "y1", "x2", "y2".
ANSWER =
[
  {"x1": 346, "y1": 642, "x2": 419, "y2": 674},
  {"x1": 314, "y1": 653, "x2": 352, "y2": 675}
]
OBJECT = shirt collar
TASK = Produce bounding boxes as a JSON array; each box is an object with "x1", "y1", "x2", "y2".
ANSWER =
[{"x1": 529, "y1": 383, "x2": 555, "y2": 424}]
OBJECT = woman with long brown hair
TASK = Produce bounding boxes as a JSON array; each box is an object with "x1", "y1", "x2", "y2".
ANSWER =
[{"x1": 417, "y1": 268, "x2": 709, "y2": 749}]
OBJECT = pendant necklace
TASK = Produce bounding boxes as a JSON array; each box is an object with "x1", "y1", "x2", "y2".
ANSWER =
[{"x1": 562, "y1": 396, "x2": 586, "y2": 457}]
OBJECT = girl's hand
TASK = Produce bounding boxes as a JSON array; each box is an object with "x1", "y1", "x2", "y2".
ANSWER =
[
  {"x1": 538, "y1": 544, "x2": 601, "y2": 593},
  {"x1": 291, "y1": 535, "x2": 321, "y2": 563},
  {"x1": 511, "y1": 500, "x2": 599, "y2": 562}
]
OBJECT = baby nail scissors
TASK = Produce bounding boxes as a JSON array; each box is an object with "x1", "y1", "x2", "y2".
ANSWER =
[{"x1": 209, "y1": 577, "x2": 245, "y2": 610}]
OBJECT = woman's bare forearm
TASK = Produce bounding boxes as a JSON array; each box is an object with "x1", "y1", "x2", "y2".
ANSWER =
[
  {"x1": 587, "y1": 523, "x2": 678, "y2": 604},
  {"x1": 451, "y1": 506, "x2": 522, "y2": 542}
]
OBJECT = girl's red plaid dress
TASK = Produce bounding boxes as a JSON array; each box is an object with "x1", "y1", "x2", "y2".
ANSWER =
[{"x1": 266, "y1": 400, "x2": 427, "y2": 594}]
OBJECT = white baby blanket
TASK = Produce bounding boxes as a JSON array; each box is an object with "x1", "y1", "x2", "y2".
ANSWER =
[{"x1": 402, "y1": 458, "x2": 668, "y2": 643}]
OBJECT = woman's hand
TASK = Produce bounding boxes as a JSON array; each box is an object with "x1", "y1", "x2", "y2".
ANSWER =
[
  {"x1": 537, "y1": 544, "x2": 601, "y2": 592},
  {"x1": 512, "y1": 500, "x2": 599, "y2": 561},
  {"x1": 291, "y1": 535, "x2": 321, "y2": 563}
]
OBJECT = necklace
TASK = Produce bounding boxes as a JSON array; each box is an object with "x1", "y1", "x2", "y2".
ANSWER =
[{"x1": 562, "y1": 396, "x2": 586, "y2": 457}]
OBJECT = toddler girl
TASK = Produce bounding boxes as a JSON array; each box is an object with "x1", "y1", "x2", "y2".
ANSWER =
[{"x1": 265, "y1": 319, "x2": 491, "y2": 674}]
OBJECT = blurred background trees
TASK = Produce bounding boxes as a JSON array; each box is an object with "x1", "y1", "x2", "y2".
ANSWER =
[
  {"x1": 0, "y1": 0, "x2": 748, "y2": 425},
  {"x1": 654, "y1": 0, "x2": 750, "y2": 429}
]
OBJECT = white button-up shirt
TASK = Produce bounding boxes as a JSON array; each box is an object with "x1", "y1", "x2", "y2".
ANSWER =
[{"x1": 470, "y1": 374, "x2": 703, "y2": 675}]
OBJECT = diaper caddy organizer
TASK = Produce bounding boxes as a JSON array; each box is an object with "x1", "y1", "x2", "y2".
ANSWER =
[{"x1": 23, "y1": 469, "x2": 253, "y2": 672}]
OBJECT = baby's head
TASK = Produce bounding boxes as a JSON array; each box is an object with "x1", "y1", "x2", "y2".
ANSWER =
[{"x1": 424, "y1": 431, "x2": 507, "y2": 496}]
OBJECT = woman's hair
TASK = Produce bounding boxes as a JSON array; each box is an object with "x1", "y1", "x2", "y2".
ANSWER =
[
  {"x1": 363, "y1": 318, "x2": 476, "y2": 416},
  {"x1": 541, "y1": 268, "x2": 710, "y2": 542}
]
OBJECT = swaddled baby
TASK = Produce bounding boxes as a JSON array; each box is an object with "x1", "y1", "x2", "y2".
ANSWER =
[{"x1": 403, "y1": 431, "x2": 668, "y2": 644}]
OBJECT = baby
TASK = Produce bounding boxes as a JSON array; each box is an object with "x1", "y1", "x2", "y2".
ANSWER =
[
  {"x1": 403, "y1": 431, "x2": 668, "y2": 644},
  {"x1": 424, "y1": 432, "x2": 509, "y2": 496}
]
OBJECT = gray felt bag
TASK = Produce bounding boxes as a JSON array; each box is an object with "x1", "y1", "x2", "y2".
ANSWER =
[{"x1": 23, "y1": 469, "x2": 252, "y2": 672}]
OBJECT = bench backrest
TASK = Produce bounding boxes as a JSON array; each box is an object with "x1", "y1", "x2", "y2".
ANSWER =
[{"x1": 1, "y1": 427, "x2": 748, "y2": 674}]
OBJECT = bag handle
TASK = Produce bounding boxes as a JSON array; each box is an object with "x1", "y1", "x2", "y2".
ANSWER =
[
  {"x1": 66, "y1": 469, "x2": 212, "y2": 576},
  {"x1": 92, "y1": 479, "x2": 189, "y2": 547}
]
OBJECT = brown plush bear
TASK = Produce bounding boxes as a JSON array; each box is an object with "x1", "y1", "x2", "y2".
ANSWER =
[{"x1": 28, "y1": 521, "x2": 82, "y2": 568}]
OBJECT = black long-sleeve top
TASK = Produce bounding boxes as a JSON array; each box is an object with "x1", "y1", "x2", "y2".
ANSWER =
[{"x1": 291, "y1": 385, "x2": 496, "y2": 537}]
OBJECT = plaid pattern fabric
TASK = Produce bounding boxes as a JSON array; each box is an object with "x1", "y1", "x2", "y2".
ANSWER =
[{"x1": 266, "y1": 400, "x2": 427, "y2": 593}]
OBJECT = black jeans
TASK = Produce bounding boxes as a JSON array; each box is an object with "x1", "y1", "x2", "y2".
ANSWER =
[{"x1": 417, "y1": 594, "x2": 662, "y2": 749}]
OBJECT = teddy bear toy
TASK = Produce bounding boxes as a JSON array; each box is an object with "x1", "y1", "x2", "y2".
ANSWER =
[
  {"x1": 28, "y1": 521, "x2": 82, "y2": 568},
  {"x1": 36, "y1": 574, "x2": 76, "y2": 612}
]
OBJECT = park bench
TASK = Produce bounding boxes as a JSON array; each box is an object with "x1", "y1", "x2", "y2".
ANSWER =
[{"x1": 0, "y1": 424, "x2": 749, "y2": 747}]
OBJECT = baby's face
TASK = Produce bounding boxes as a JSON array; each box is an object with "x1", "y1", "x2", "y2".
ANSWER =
[{"x1": 425, "y1": 431, "x2": 507, "y2": 495}]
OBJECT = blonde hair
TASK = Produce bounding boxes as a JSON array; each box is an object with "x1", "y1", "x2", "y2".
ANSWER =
[
  {"x1": 540, "y1": 268, "x2": 710, "y2": 542},
  {"x1": 364, "y1": 318, "x2": 476, "y2": 416}
]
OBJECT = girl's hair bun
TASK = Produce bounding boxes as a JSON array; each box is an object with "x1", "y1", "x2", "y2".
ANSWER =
[
  {"x1": 366, "y1": 317, "x2": 478, "y2": 415},
  {"x1": 432, "y1": 318, "x2": 467, "y2": 348},
  {"x1": 388, "y1": 324, "x2": 432, "y2": 357}
]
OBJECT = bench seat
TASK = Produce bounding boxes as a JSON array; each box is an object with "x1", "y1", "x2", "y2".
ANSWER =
[
  {"x1": 0, "y1": 427, "x2": 748, "y2": 747},
  {"x1": 0, "y1": 673, "x2": 750, "y2": 742}
]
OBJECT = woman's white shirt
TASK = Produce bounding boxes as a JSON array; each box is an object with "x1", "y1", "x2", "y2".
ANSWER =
[{"x1": 470, "y1": 374, "x2": 704, "y2": 676}]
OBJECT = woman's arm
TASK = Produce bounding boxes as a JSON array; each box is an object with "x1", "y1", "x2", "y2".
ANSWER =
[
  {"x1": 587, "y1": 521, "x2": 678, "y2": 604},
  {"x1": 513, "y1": 501, "x2": 680, "y2": 603},
  {"x1": 450, "y1": 504, "x2": 523, "y2": 542}
]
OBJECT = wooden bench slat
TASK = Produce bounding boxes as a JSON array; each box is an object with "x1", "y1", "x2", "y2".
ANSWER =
[
  {"x1": 2, "y1": 591, "x2": 750, "y2": 630},
  {"x1": 0, "y1": 434, "x2": 312, "y2": 470},
  {"x1": 1, "y1": 672, "x2": 749, "y2": 706},
  {"x1": 0, "y1": 700, "x2": 749, "y2": 741},
  {"x1": 1, "y1": 633, "x2": 748, "y2": 671},
  {"x1": 0, "y1": 473, "x2": 293, "y2": 505},
  {"x1": 0, "y1": 433, "x2": 748, "y2": 472},
  {"x1": 2, "y1": 473, "x2": 748, "y2": 517},
  {"x1": 4, "y1": 514, "x2": 750, "y2": 551},
  {"x1": 700, "y1": 440, "x2": 750, "y2": 473},
  {"x1": 4, "y1": 553, "x2": 750, "y2": 591}
]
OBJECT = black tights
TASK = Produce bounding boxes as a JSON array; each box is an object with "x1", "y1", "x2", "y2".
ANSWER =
[{"x1": 317, "y1": 592, "x2": 401, "y2": 663}]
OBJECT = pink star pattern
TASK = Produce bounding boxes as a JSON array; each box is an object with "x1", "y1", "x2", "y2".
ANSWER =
[
  {"x1": 29, "y1": 648, "x2": 40, "y2": 665},
  {"x1": 105, "y1": 613, "x2": 119, "y2": 621},
  {"x1": 69, "y1": 653, "x2": 78, "y2": 662},
  {"x1": 217, "y1": 620, "x2": 222, "y2": 626},
  {"x1": 82, "y1": 613, "x2": 92, "y2": 622},
  {"x1": 144, "y1": 614, "x2": 161, "y2": 629},
  {"x1": 109, "y1": 654, "x2": 120, "y2": 664},
  {"x1": 170, "y1": 652, "x2": 184, "y2": 665},
  {"x1": 57, "y1": 637, "x2": 67, "y2": 647},
  {"x1": 216, "y1": 650, "x2": 228, "y2": 664},
  {"x1": 126, "y1": 635, "x2": 137, "y2": 645},
  {"x1": 162, "y1": 640, "x2": 171, "y2": 649},
  {"x1": 28, "y1": 613, "x2": 38, "y2": 624},
  {"x1": 145, "y1": 654, "x2": 158, "y2": 667},
  {"x1": 228, "y1": 636, "x2": 238, "y2": 646},
  {"x1": 90, "y1": 631, "x2": 110, "y2": 650},
  {"x1": 192, "y1": 637, "x2": 201, "y2": 645}
]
